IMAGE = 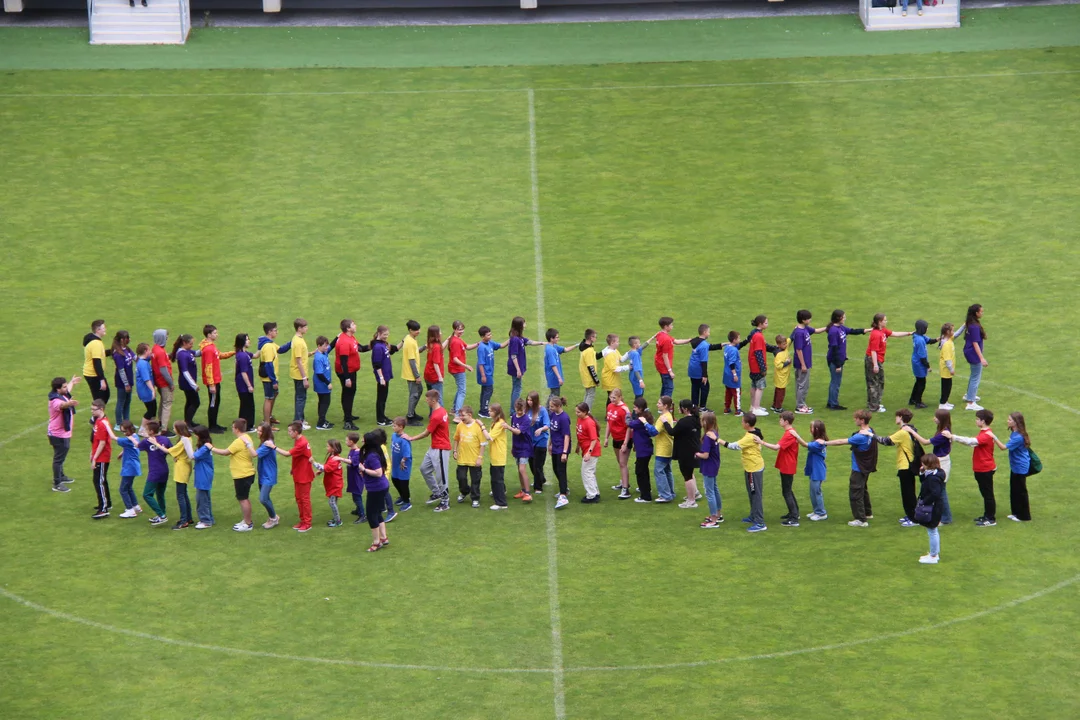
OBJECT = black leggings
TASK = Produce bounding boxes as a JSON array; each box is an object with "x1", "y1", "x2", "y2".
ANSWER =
[
  {"x1": 940, "y1": 377, "x2": 953, "y2": 405},
  {"x1": 317, "y1": 392, "x2": 331, "y2": 425},
  {"x1": 206, "y1": 383, "x2": 221, "y2": 428},
  {"x1": 375, "y1": 381, "x2": 389, "y2": 424},
  {"x1": 182, "y1": 388, "x2": 201, "y2": 426},
  {"x1": 366, "y1": 488, "x2": 388, "y2": 528},
  {"x1": 909, "y1": 377, "x2": 926, "y2": 405},
  {"x1": 143, "y1": 399, "x2": 158, "y2": 421},
  {"x1": 635, "y1": 456, "x2": 654, "y2": 501},
  {"x1": 237, "y1": 392, "x2": 255, "y2": 432},
  {"x1": 898, "y1": 468, "x2": 917, "y2": 520},
  {"x1": 338, "y1": 372, "x2": 357, "y2": 422},
  {"x1": 550, "y1": 452, "x2": 569, "y2": 496},
  {"x1": 530, "y1": 447, "x2": 548, "y2": 491},
  {"x1": 1009, "y1": 471, "x2": 1031, "y2": 521}
]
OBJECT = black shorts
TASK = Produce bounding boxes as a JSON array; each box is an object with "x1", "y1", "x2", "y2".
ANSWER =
[
  {"x1": 233, "y1": 475, "x2": 255, "y2": 500},
  {"x1": 613, "y1": 439, "x2": 625, "y2": 451},
  {"x1": 143, "y1": 399, "x2": 158, "y2": 420},
  {"x1": 678, "y1": 458, "x2": 698, "y2": 480}
]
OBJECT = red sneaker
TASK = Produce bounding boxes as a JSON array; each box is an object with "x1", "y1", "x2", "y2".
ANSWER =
[
  {"x1": 513, "y1": 491, "x2": 525, "y2": 499},
  {"x1": 522, "y1": 493, "x2": 533, "y2": 503},
  {"x1": 296, "y1": 524, "x2": 311, "y2": 532}
]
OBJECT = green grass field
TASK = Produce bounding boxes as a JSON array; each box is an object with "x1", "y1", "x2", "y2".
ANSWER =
[{"x1": 2, "y1": 21, "x2": 1080, "y2": 720}]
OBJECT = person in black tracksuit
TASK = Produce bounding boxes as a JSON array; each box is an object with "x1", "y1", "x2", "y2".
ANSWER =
[{"x1": 667, "y1": 400, "x2": 702, "y2": 506}]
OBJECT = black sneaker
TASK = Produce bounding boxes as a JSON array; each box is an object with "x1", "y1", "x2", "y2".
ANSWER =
[
  {"x1": 617, "y1": 490, "x2": 631, "y2": 500},
  {"x1": 353, "y1": 516, "x2": 367, "y2": 525},
  {"x1": 315, "y1": 422, "x2": 332, "y2": 431},
  {"x1": 581, "y1": 495, "x2": 600, "y2": 504},
  {"x1": 343, "y1": 422, "x2": 358, "y2": 431},
  {"x1": 350, "y1": 508, "x2": 360, "y2": 516},
  {"x1": 406, "y1": 419, "x2": 423, "y2": 427},
  {"x1": 92, "y1": 510, "x2": 109, "y2": 519},
  {"x1": 781, "y1": 518, "x2": 800, "y2": 527},
  {"x1": 210, "y1": 425, "x2": 228, "y2": 434},
  {"x1": 52, "y1": 484, "x2": 71, "y2": 493},
  {"x1": 61, "y1": 476, "x2": 76, "y2": 484},
  {"x1": 914, "y1": 402, "x2": 928, "y2": 409},
  {"x1": 975, "y1": 517, "x2": 997, "y2": 527}
]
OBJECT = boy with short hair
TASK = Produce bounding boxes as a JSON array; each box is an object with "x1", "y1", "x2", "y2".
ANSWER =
[
  {"x1": 275, "y1": 421, "x2": 314, "y2": 532},
  {"x1": 543, "y1": 329, "x2": 577, "y2": 404},
  {"x1": 771, "y1": 336, "x2": 792, "y2": 413},
  {"x1": 654, "y1": 317, "x2": 691, "y2": 400},
  {"x1": 406, "y1": 390, "x2": 453, "y2": 512},
  {"x1": 791, "y1": 309, "x2": 826, "y2": 415},
  {"x1": 199, "y1": 324, "x2": 236, "y2": 434},
  {"x1": 390, "y1": 417, "x2": 413, "y2": 511},
  {"x1": 687, "y1": 324, "x2": 725, "y2": 411},
  {"x1": 402, "y1": 320, "x2": 424, "y2": 425},
  {"x1": 47, "y1": 375, "x2": 80, "y2": 492},
  {"x1": 289, "y1": 319, "x2": 311, "y2": 429},
  {"x1": 89, "y1": 399, "x2": 115, "y2": 518},
  {"x1": 824, "y1": 409, "x2": 878, "y2": 527},
  {"x1": 82, "y1": 319, "x2": 110, "y2": 406},
  {"x1": 622, "y1": 335, "x2": 653, "y2": 400},
  {"x1": 722, "y1": 331, "x2": 743, "y2": 416},
  {"x1": 718, "y1": 413, "x2": 767, "y2": 533},
  {"x1": 949, "y1": 409, "x2": 999, "y2": 526},
  {"x1": 874, "y1": 408, "x2": 919, "y2": 526},
  {"x1": 257, "y1": 322, "x2": 291, "y2": 426},
  {"x1": 313, "y1": 336, "x2": 334, "y2": 431},
  {"x1": 453, "y1": 406, "x2": 488, "y2": 508},
  {"x1": 475, "y1": 326, "x2": 506, "y2": 419},
  {"x1": 213, "y1": 419, "x2": 258, "y2": 531},
  {"x1": 578, "y1": 329, "x2": 602, "y2": 411}
]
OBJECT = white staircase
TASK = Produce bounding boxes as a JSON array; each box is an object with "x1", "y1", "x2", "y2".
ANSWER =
[
  {"x1": 860, "y1": 0, "x2": 960, "y2": 30},
  {"x1": 89, "y1": 0, "x2": 190, "y2": 45}
]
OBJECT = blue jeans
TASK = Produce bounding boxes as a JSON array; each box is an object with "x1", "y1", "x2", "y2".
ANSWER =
[
  {"x1": 479, "y1": 384, "x2": 494, "y2": 415},
  {"x1": 176, "y1": 483, "x2": 192, "y2": 523},
  {"x1": 351, "y1": 491, "x2": 365, "y2": 517},
  {"x1": 294, "y1": 379, "x2": 307, "y2": 422},
  {"x1": 119, "y1": 475, "x2": 138, "y2": 510},
  {"x1": 196, "y1": 488, "x2": 213, "y2": 525},
  {"x1": 660, "y1": 373, "x2": 674, "y2": 400},
  {"x1": 927, "y1": 526, "x2": 940, "y2": 556},
  {"x1": 259, "y1": 482, "x2": 276, "y2": 518},
  {"x1": 827, "y1": 361, "x2": 843, "y2": 407},
  {"x1": 510, "y1": 376, "x2": 523, "y2": 409},
  {"x1": 452, "y1": 373, "x2": 467, "y2": 414},
  {"x1": 654, "y1": 457, "x2": 675, "y2": 500},
  {"x1": 115, "y1": 384, "x2": 132, "y2": 425},
  {"x1": 941, "y1": 485, "x2": 952, "y2": 524},
  {"x1": 965, "y1": 362, "x2": 983, "y2": 403},
  {"x1": 426, "y1": 381, "x2": 444, "y2": 416},
  {"x1": 901, "y1": 0, "x2": 923, "y2": 9},
  {"x1": 809, "y1": 479, "x2": 826, "y2": 516},
  {"x1": 703, "y1": 474, "x2": 721, "y2": 516}
]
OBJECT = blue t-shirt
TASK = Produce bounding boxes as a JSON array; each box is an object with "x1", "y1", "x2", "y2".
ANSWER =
[
  {"x1": 117, "y1": 436, "x2": 142, "y2": 477},
  {"x1": 910, "y1": 334, "x2": 930, "y2": 378},
  {"x1": 135, "y1": 358, "x2": 155, "y2": 402},
  {"x1": 1006, "y1": 432, "x2": 1031, "y2": 474},
  {"x1": 313, "y1": 351, "x2": 331, "y2": 394},
  {"x1": 544, "y1": 344, "x2": 566, "y2": 389},
  {"x1": 476, "y1": 340, "x2": 498, "y2": 386},
  {"x1": 722, "y1": 345, "x2": 742, "y2": 388},
  {"x1": 193, "y1": 445, "x2": 215, "y2": 491},
  {"x1": 687, "y1": 340, "x2": 710, "y2": 380},
  {"x1": 848, "y1": 432, "x2": 872, "y2": 472},
  {"x1": 256, "y1": 443, "x2": 278, "y2": 487},
  {"x1": 626, "y1": 348, "x2": 645, "y2": 390},
  {"x1": 529, "y1": 407, "x2": 550, "y2": 448},
  {"x1": 391, "y1": 434, "x2": 413, "y2": 480},
  {"x1": 804, "y1": 440, "x2": 827, "y2": 481}
]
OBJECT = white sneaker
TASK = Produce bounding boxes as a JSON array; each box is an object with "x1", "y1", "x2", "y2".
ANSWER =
[
  {"x1": 848, "y1": 519, "x2": 869, "y2": 527},
  {"x1": 456, "y1": 494, "x2": 466, "y2": 503},
  {"x1": 877, "y1": 405, "x2": 887, "y2": 413},
  {"x1": 944, "y1": 403, "x2": 955, "y2": 410},
  {"x1": 555, "y1": 495, "x2": 569, "y2": 509},
  {"x1": 1007, "y1": 514, "x2": 1022, "y2": 522},
  {"x1": 679, "y1": 501, "x2": 698, "y2": 509},
  {"x1": 471, "y1": 500, "x2": 480, "y2": 508},
  {"x1": 490, "y1": 504, "x2": 508, "y2": 511},
  {"x1": 966, "y1": 402, "x2": 983, "y2": 411},
  {"x1": 938, "y1": 403, "x2": 952, "y2": 410},
  {"x1": 611, "y1": 484, "x2": 623, "y2": 491},
  {"x1": 752, "y1": 407, "x2": 769, "y2": 417},
  {"x1": 232, "y1": 522, "x2": 253, "y2": 532},
  {"x1": 134, "y1": 505, "x2": 143, "y2": 515},
  {"x1": 194, "y1": 522, "x2": 211, "y2": 529},
  {"x1": 919, "y1": 554, "x2": 939, "y2": 564},
  {"x1": 808, "y1": 512, "x2": 827, "y2": 521},
  {"x1": 301, "y1": 422, "x2": 311, "y2": 430},
  {"x1": 119, "y1": 509, "x2": 138, "y2": 518},
  {"x1": 262, "y1": 516, "x2": 280, "y2": 529}
]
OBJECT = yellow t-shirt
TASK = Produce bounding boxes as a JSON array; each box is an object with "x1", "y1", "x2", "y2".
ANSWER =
[
  {"x1": 167, "y1": 438, "x2": 193, "y2": 484},
  {"x1": 454, "y1": 420, "x2": 485, "y2": 466},
  {"x1": 289, "y1": 334, "x2": 310, "y2": 381},
  {"x1": 888, "y1": 428, "x2": 915, "y2": 470},
  {"x1": 939, "y1": 338, "x2": 955, "y2": 379},
  {"x1": 579, "y1": 346, "x2": 599, "y2": 388},
  {"x1": 654, "y1": 412, "x2": 674, "y2": 458},
  {"x1": 736, "y1": 432, "x2": 765, "y2": 472},
  {"x1": 773, "y1": 348, "x2": 791, "y2": 389},
  {"x1": 488, "y1": 420, "x2": 508, "y2": 467},
  {"x1": 259, "y1": 342, "x2": 279, "y2": 380},
  {"x1": 600, "y1": 349, "x2": 623, "y2": 392},
  {"x1": 227, "y1": 435, "x2": 255, "y2": 479},
  {"x1": 401, "y1": 335, "x2": 421, "y2": 381},
  {"x1": 83, "y1": 337, "x2": 106, "y2": 378}
]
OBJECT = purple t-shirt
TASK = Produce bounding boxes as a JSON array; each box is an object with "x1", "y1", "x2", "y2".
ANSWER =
[
  {"x1": 362, "y1": 450, "x2": 389, "y2": 492},
  {"x1": 138, "y1": 436, "x2": 172, "y2": 483},
  {"x1": 792, "y1": 325, "x2": 815, "y2": 370},
  {"x1": 628, "y1": 417, "x2": 654, "y2": 459},
  {"x1": 177, "y1": 349, "x2": 198, "y2": 391},
  {"x1": 826, "y1": 324, "x2": 863, "y2": 365},
  {"x1": 235, "y1": 351, "x2": 254, "y2": 394},
  {"x1": 511, "y1": 413, "x2": 533, "y2": 459},
  {"x1": 699, "y1": 433, "x2": 720, "y2": 477},
  {"x1": 507, "y1": 336, "x2": 529, "y2": 376},
  {"x1": 548, "y1": 411, "x2": 571, "y2": 455},
  {"x1": 345, "y1": 447, "x2": 364, "y2": 495},
  {"x1": 371, "y1": 341, "x2": 394, "y2": 381},
  {"x1": 963, "y1": 324, "x2": 984, "y2": 364}
]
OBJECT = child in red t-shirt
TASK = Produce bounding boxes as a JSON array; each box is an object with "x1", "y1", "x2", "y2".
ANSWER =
[
  {"x1": 276, "y1": 422, "x2": 314, "y2": 531},
  {"x1": 575, "y1": 403, "x2": 602, "y2": 503},
  {"x1": 90, "y1": 399, "x2": 115, "y2": 518},
  {"x1": 757, "y1": 410, "x2": 802, "y2": 526},
  {"x1": 946, "y1": 408, "x2": 998, "y2": 526},
  {"x1": 318, "y1": 439, "x2": 345, "y2": 527},
  {"x1": 864, "y1": 313, "x2": 913, "y2": 414}
]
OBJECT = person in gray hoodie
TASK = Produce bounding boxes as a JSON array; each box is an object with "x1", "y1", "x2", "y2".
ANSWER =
[{"x1": 151, "y1": 329, "x2": 176, "y2": 435}]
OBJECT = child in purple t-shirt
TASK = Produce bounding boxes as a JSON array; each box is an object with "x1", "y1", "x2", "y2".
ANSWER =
[
  {"x1": 508, "y1": 399, "x2": 534, "y2": 503},
  {"x1": 791, "y1": 309, "x2": 826, "y2": 415}
]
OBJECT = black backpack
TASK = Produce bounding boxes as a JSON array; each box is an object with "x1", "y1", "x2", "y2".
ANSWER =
[
  {"x1": 905, "y1": 425, "x2": 924, "y2": 470},
  {"x1": 872, "y1": 0, "x2": 898, "y2": 6}
]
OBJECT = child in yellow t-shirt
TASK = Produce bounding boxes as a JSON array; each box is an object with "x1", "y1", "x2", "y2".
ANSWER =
[
  {"x1": 453, "y1": 406, "x2": 488, "y2": 508},
  {"x1": 771, "y1": 336, "x2": 792, "y2": 413},
  {"x1": 938, "y1": 323, "x2": 956, "y2": 410},
  {"x1": 719, "y1": 413, "x2": 767, "y2": 532}
]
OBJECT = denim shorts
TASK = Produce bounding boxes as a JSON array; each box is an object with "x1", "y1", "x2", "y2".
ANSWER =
[
  {"x1": 517, "y1": 457, "x2": 531, "y2": 466},
  {"x1": 262, "y1": 381, "x2": 277, "y2": 399},
  {"x1": 751, "y1": 376, "x2": 767, "y2": 390}
]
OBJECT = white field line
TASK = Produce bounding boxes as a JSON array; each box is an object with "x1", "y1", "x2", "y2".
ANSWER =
[
  {"x1": 0, "y1": 69, "x2": 1077, "y2": 100},
  {"x1": 529, "y1": 86, "x2": 567, "y2": 720}
]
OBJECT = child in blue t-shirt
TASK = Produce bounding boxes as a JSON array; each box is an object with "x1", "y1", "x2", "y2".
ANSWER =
[
  {"x1": 908, "y1": 320, "x2": 938, "y2": 410},
  {"x1": 116, "y1": 421, "x2": 143, "y2": 517},
  {"x1": 803, "y1": 419, "x2": 829, "y2": 520},
  {"x1": 622, "y1": 335, "x2": 653, "y2": 400},
  {"x1": 722, "y1": 331, "x2": 743, "y2": 415},
  {"x1": 134, "y1": 343, "x2": 156, "y2": 437},
  {"x1": 475, "y1": 326, "x2": 506, "y2": 419},
  {"x1": 391, "y1": 420, "x2": 413, "y2": 511},
  {"x1": 313, "y1": 336, "x2": 333, "y2": 430}
]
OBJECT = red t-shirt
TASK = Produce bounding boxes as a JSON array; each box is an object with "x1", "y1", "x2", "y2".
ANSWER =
[
  {"x1": 654, "y1": 331, "x2": 674, "y2": 374},
  {"x1": 335, "y1": 333, "x2": 361, "y2": 374},
  {"x1": 865, "y1": 328, "x2": 894, "y2": 362},
  {"x1": 151, "y1": 344, "x2": 172, "y2": 389},
  {"x1": 424, "y1": 342, "x2": 444, "y2": 384},
  {"x1": 322, "y1": 454, "x2": 343, "y2": 497},
  {"x1": 289, "y1": 435, "x2": 314, "y2": 483},
  {"x1": 92, "y1": 417, "x2": 112, "y2": 463},
  {"x1": 448, "y1": 336, "x2": 468, "y2": 374},
  {"x1": 576, "y1": 416, "x2": 602, "y2": 457},
  {"x1": 775, "y1": 429, "x2": 799, "y2": 474},
  {"x1": 428, "y1": 406, "x2": 451, "y2": 450},
  {"x1": 605, "y1": 402, "x2": 629, "y2": 442},
  {"x1": 748, "y1": 331, "x2": 768, "y2": 375},
  {"x1": 973, "y1": 429, "x2": 996, "y2": 472}
]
